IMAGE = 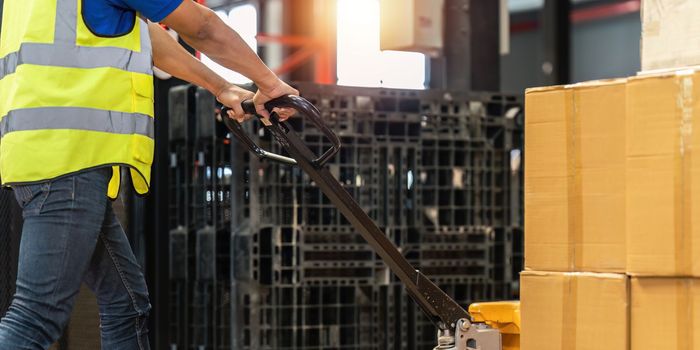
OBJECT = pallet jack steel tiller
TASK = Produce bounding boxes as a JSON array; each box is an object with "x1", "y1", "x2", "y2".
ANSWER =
[{"x1": 221, "y1": 95, "x2": 520, "y2": 350}]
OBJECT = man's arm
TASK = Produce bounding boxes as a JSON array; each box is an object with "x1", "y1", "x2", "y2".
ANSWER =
[
  {"x1": 160, "y1": 0, "x2": 298, "y2": 118},
  {"x1": 149, "y1": 22, "x2": 254, "y2": 119}
]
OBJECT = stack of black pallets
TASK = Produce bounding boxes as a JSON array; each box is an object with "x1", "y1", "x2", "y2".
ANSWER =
[
  {"x1": 168, "y1": 85, "x2": 234, "y2": 350},
  {"x1": 167, "y1": 82, "x2": 523, "y2": 350},
  {"x1": 0, "y1": 189, "x2": 21, "y2": 319}
]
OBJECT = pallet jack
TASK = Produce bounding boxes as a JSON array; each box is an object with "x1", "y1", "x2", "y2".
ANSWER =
[{"x1": 222, "y1": 95, "x2": 521, "y2": 350}]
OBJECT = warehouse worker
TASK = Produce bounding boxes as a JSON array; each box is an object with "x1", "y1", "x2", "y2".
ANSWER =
[{"x1": 0, "y1": 0, "x2": 297, "y2": 348}]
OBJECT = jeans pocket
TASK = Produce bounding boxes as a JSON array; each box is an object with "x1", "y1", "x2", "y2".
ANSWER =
[
  {"x1": 13, "y1": 182, "x2": 51, "y2": 214},
  {"x1": 12, "y1": 185, "x2": 33, "y2": 208}
]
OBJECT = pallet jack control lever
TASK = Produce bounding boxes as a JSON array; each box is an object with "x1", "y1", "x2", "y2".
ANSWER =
[{"x1": 221, "y1": 95, "x2": 471, "y2": 333}]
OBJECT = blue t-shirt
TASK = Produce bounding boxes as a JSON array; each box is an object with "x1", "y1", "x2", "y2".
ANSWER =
[{"x1": 83, "y1": 0, "x2": 183, "y2": 37}]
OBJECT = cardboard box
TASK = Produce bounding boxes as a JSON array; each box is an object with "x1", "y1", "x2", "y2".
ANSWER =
[
  {"x1": 626, "y1": 72, "x2": 700, "y2": 276},
  {"x1": 524, "y1": 80, "x2": 626, "y2": 272},
  {"x1": 631, "y1": 277, "x2": 700, "y2": 350},
  {"x1": 380, "y1": 0, "x2": 444, "y2": 55},
  {"x1": 642, "y1": 0, "x2": 700, "y2": 71},
  {"x1": 520, "y1": 271, "x2": 629, "y2": 350}
]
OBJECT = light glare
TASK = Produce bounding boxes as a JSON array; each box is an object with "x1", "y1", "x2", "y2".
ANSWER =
[
  {"x1": 201, "y1": 5, "x2": 258, "y2": 84},
  {"x1": 337, "y1": 0, "x2": 426, "y2": 89}
]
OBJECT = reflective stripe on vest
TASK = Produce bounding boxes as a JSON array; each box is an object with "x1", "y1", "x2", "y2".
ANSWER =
[
  {"x1": 0, "y1": 43, "x2": 153, "y2": 79},
  {"x1": 0, "y1": 0, "x2": 155, "y2": 198},
  {"x1": 0, "y1": 108, "x2": 154, "y2": 138}
]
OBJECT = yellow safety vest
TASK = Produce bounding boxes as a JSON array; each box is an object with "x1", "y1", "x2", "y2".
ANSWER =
[{"x1": 0, "y1": 0, "x2": 155, "y2": 199}]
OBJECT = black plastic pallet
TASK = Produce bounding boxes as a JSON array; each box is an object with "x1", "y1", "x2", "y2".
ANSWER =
[
  {"x1": 232, "y1": 284, "x2": 386, "y2": 350},
  {"x1": 233, "y1": 225, "x2": 389, "y2": 286}
]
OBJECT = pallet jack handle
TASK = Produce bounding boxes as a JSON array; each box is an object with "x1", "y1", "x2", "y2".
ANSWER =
[
  {"x1": 222, "y1": 95, "x2": 341, "y2": 167},
  {"x1": 221, "y1": 95, "x2": 471, "y2": 332}
]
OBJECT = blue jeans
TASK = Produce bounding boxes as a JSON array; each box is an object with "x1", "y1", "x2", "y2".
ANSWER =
[{"x1": 0, "y1": 168, "x2": 151, "y2": 349}]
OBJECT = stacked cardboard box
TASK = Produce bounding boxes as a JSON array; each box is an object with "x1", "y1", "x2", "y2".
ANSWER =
[
  {"x1": 523, "y1": 79, "x2": 629, "y2": 350},
  {"x1": 642, "y1": 0, "x2": 700, "y2": 72},
  {"x1": 523, "y1": 71, "x2": 700, "y2": 350},
  {"x1": 631, "y1": 278, "x2": 700, "y2": 349},
  {"x1": 625, "y1": 72, "x2": 700, "y2": 276},
  {"x1": 520, "y1": 271, "x2": 629, "y2": 350},
  {"x1": 525, "y1": 79, "x2": 627, "y2": 273},
  {"x1": 627, "y1": 71, "x2": 700, "y2": 350}
]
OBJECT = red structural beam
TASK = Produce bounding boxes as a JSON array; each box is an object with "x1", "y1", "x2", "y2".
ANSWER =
[
  {"x1": 256, "y1": 33, "x2": 321, "y2": 47},
  {"x1": 254, "y1": 33, "x2": 334, "y2": 84},
  {"x1": 571, "y1": 0, "x2": 640, "y2": 24},
  {"x1": 273, "y1": 46, "x2": 318, "y2": 76},
  {"x1": 511, "y1": 0, "x2": 641, "y2": 34}
]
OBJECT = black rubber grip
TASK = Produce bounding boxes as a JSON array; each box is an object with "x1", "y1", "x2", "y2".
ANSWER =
[{"x1": 241, "y1": 100, "x2": 257, "y2": 115}]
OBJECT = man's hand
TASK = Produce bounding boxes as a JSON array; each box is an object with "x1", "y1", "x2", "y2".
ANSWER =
[
  {"x1": 216, "y1": 84, "x2": 255, "y2": 122},
  {"x1": 254, "y1": 79, "x2": 300, "y2": 121}
]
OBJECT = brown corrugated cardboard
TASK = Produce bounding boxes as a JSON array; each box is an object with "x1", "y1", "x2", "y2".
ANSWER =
[
  {"x1": 520, "y1": 271, "x2": 629, "y2": 350},
  {"x1": 642, "y1": 0, "x2": 700, "y2": 71},
  {"x1": 525, "y1": 80, "x2": 626, "y2": 272},
  {"x1": 626, "y1": 71, "x2": 700, "y2": 276},
  {"x1": 525, "y1": 85, "x2": 573, "y2": 271},
  {"x1": 631, "y1": 277, "x2": 700, "y2": 350},
  {"x1": 574, "y1": 81, "x2": 627, "y2": 272}
]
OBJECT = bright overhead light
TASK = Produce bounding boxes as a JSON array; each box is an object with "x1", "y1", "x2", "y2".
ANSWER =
[
  {"x1": 201, "y1": 4, "x2": 258, "y2": 84},
  {"x1": 337, "y1": 0, "x2": 426, "y2": 89}
]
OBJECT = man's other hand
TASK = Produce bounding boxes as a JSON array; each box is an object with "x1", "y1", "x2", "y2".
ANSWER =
[
  {"x1": 254, "y1": 79, "x2": 299, "y2": 121},
  {"x1": 216, "y1": 84, "x2": 255, "y2": 123}
]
